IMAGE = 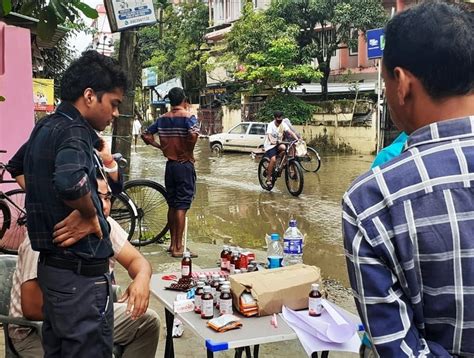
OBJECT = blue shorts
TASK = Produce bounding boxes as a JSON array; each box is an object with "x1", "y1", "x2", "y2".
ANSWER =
[
  {"x1": 264, "y1": 146, "x2": 279, "y2": 159},
  {"x1": 165, "y1": 161, "x2": 196, "y2": 210}
]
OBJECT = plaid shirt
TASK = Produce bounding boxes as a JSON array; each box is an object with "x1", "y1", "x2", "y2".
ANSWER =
[
  {"x1": 343, "y1": 116, "x2": 474, "y2": 357},
  {"x1": 21, "y1": 102, "x2": 112, "y2": 259}
]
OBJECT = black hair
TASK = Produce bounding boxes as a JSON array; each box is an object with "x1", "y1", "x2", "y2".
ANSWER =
[
  {"x1": 60, "y1": 50, "x2": 128, "y2": 102},
  {"x1": 383, "y1": 1, "x2": 474, "y2": 99},
  {"x1": 273, "y1": 111, "x2": 283, "y2": 118},
  {"x1": 168, "y1": 87, "x2": 186, "y2": 106}
]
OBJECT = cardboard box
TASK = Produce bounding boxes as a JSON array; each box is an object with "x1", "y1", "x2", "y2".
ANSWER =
[{"x1": 229, "y1": 264, "x2": 321, "y2": 316}]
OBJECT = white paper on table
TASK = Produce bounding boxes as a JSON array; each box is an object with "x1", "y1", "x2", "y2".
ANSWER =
[{"x1": 281, "y1": 301, "x2": 362, "y2": 357}]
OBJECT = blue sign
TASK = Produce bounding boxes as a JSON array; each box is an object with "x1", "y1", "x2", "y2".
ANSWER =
[{"x1": 366, "y1": 28, "x2": 385, "y2": 59}]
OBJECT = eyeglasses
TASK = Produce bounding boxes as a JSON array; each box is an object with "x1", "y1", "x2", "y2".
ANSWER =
[{"x1": 98, "y1": 191, "x2": 112, "y2": 201}]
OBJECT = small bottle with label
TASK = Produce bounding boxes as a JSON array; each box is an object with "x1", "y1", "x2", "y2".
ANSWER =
[
  {"x1": 194, "y1": 281, "x2": 205, "y2": 314},
  {"x1": 210, "y1": 273, "x2": 220, "y2": 305},
  {"x1": 229, "y1": 251, "x2": 239, "y2": 274},
  {"x1": 308, "y1": 283, "x2": 323, "y2": 317},
  {"x1": 220, "y1": 245, "x2": 230, "y2": 271},
  {"x1": 216, "y1": 278, "x2": 226, "y2": 309},
  {"x1": 201, "y1": 286, "x2": 214, "y2": 319},
  {"x1": 226, "y1": 247, "x2": 233, "y2": 270},
  {"x1": 181, "y1": 251, "x2": 192, "y2": 278},
  {"x1": 219, "y1": 285, "x2": 233, "y2": 315}
]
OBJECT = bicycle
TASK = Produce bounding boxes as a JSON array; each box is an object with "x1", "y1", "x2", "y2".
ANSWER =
[
  {"x1": 296, "y1": 146, "x2": 322, "y2": 173},
  {"x1": 0, "y1": 150, "x2": 27, "y2": 254},
  {"x1": 110, "y1": 178, "x2": 169, "y2": 247},
  {"x1": 258, "y1": 141, "x2": 305, "y2": 197}
]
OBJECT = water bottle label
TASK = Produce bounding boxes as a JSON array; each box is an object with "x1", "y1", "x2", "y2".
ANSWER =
[
  {"x1": 283, "y1": 238, "x2": 303, "y2": 254},
  {"x1": 267, "y1": 256, "x2": 283, "y2": 269}
]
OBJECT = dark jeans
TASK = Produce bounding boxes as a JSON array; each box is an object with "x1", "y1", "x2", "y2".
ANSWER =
[{"x1": 37, "y1": 262, "x2": 114, "y2": 358}]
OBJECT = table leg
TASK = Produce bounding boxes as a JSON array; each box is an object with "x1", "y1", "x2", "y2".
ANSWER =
[
  {"x1": 253, "y1": 345, "x2": 260, "y2": 358},
  {"x1": 311, "y1": 352, "x2": 330, "y2": 358},
  {"x1": 207, "y1": 349, "x2": 214, "y2": 358},
  {"x1": 164, "y1": 308, "x2": 175, "y2": 358},
  {"x1": 234, "y1": 347, "x2": 244, "y2": 358}
]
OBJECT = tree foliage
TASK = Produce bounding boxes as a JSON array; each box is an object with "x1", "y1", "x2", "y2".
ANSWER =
[
  {"x1": 256, "y1": 93, "x2": 315, "y2": 125},
  {"x1": 137, "y1": 2, "x2": 209, "y2": 102},
  {"x1": 267, "y1": 0, "x2": 387, "y2": 97},
  {"x1": 1, "y1": 0, "x2": 98, "y2": 40},
  {"x1": 225, "y1": 4, "x2": 321, "y2": 94}
]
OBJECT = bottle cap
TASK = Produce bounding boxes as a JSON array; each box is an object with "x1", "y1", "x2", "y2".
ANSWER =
[
  {"x1": 218, "y1": 277, "x2": 225, "y2": 283},
  {"x1": 204, "y1": 286, "x2": 212, "y2": 293},
  {"x1": 221, "y1": 285, "x2": 230, "y2": 292},
  {"x1": 289, "y1": 219, "x2": 297, "y2": 227},
  {"x1": 197, "y1": 281, "x2": 205, "y2": 287},
  {"x1": 198, "y1": 274, "x2": 206, "y2": 280},
  {"x1": 234, "y1": 269, "x2": 241, "y2": 274},
  {"x1": 311, "y1": 283, "x2": 320, "y2": 291},
  {"x1": 271, "y1": 233, "x2": 280, "y2": 241},
  {"x1": 183, "y1": 251, "x2": 191, "y2": 258},
  {"x1": 223, "y1": 245, "x2": 229, "y2": 250},
  {"x1": 223, "y1": 281, "x2": 230, "y2": 286},
  {"x1": 212, "y1": 273, "x2": 219, "y2": 279}
]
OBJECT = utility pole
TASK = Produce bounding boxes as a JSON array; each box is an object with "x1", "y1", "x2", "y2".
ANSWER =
[{"x1": 112, "y1": 30, "x2": 137, "y2": 179}]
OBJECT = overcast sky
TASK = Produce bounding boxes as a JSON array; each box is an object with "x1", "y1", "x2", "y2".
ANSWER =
[{"x1": 71, "y1": 0, "x2": 104, "y2": 55}]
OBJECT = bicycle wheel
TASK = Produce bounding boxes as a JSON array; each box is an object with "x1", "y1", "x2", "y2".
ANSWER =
[
  {"x1": 123, "y1": 179, "x2": 169, "y2": 246},
  {"x1": 0, "y1": 200, "x2": 10, "y2": 240},
  {"x1": 258, "y1": 157, "x2": 273, "y2": 191},
  {"x1": 285, "y1": 160, "x2": 304, "y2": 197},
  {"x1": 110, "y1": 192, "x2": 136, "y2": 242},
  {"x1": 0, "y1": 189, "x2": 27, "y2": 254},
  {"x1": 298, "y1": 146, "x2": 321, "y2": 173}
]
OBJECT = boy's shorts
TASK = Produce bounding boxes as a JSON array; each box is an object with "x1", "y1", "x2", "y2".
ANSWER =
[{"x1": 165, "y1": 161, "x2": 196, "y2": 210}]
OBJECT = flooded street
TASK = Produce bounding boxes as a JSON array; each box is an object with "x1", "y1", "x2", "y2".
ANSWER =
[{"x1": 128, "y1": 139, "x2": 374, "y2": 287}]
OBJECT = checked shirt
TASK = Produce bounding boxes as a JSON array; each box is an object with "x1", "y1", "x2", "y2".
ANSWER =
[{"x1": 343, "y1": 116, "x2": 474, "y2": 357}]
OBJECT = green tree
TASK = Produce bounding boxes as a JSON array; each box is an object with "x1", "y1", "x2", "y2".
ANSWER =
[
  {"x1": 226, "y1": 4, "x2": 321, "y2": 94},
  {"x1": 267, "y1": 0, "x2": 387, "y2": 98},
  {"x1": 256, "y1": 93, "x2": 315, "y2": 125},
  {"x1": 1, "y1": 0, "x2": 98, "y2": 40},
  {"x1": 137, "y1": 2, "x2": 209, "y2": 102}
]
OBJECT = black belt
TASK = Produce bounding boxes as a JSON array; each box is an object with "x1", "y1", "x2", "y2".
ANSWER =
[{"x1": 39, "y1": 254, "x2": 108, "y2": 277}]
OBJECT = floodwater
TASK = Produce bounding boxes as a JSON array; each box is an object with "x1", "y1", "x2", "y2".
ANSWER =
[{"x1": 129, "y1": 139, "x2": 374, "y2": 287}]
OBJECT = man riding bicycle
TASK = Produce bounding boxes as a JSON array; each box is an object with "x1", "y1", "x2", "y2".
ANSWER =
[{"x1": 264, "y1": 111, "x2": 299, "y2": 186}]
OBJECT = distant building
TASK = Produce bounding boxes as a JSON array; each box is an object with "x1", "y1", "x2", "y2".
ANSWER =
[{"x1": 87, "y1": 4, "x2": 119, "y2": 57}]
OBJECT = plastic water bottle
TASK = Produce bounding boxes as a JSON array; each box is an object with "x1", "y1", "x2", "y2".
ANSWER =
[
  {"x1": 267, "y1": 233, "x2": 283, "y2": 269},
  {"x1": 283, "y1": 220, "x2": 304, "y2": 266}
]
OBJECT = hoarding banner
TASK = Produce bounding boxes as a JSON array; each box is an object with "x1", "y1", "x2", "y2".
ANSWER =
[{"x1": 33, "y1": 78, "x2": 54, "y2": 112}]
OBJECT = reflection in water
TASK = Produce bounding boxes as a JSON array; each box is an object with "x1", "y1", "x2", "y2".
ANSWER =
[{"x1": 129, "y1": 140, "x2": 374, "y2": 286}]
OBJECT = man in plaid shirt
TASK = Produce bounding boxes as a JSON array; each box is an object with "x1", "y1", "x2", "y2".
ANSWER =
[{"x1": 343, "y1": 2, "x2": 474, "y2": 357}]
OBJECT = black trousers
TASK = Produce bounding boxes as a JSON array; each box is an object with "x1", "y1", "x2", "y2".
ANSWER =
[{"x1": 37, "y1": 262, "x2": 114, "y2": 357}]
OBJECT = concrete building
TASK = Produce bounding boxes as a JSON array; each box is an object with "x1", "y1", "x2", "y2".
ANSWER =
[{"x1": 88, "y1": 4, "x2": 120, "y2": 57}]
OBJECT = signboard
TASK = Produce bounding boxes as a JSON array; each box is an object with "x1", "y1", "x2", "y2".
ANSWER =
[
  {"x1": 105, "y1": 0, "x2": 157, "y2": 32},
  {"x1": 142, "y1": 67, "x2": 158, "y2": 87},
  {"x1": 366, "y1": 28, "x2": 385, "y2": 59},
  {"x1": 33, "y1": 78, "x2": 54, "y2": 112}
]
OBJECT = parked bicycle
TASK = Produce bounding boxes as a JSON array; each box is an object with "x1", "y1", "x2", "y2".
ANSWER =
[
  {"x1": 258, "y1": 141, "x2": 305, "y2": 196},
  {"x1": 0, "y1": 150, "x2": 27, "y2": 254}
]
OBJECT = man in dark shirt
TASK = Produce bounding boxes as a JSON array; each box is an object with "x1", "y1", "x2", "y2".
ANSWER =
[
  {"x1": 142, "y1": 88, "x2": 199, "y2": 257},
  {"x1": 12, "y1": 51, "x2": 128, "y2": 357}
]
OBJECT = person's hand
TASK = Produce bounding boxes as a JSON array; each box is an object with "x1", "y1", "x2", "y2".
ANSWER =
[
  {"x1": 53, "y1": 210, "x2": 103, "y2": 247},
  {"x1": 97, "y1": 137, "x2": 113, "y2": 165},
  {"x1": 118, "y1": 275, "x2": 150, "y2": 320},
  {"x1": 141, "y1": 133, "x2": 154, "y2": 145}
]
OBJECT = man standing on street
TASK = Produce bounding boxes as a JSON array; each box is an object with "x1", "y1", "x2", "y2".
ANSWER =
[
  {"x1": 142, "y1": 87, "x2": 200, "y2": 257},
  {"x1": 342, "y1": 2, "x2": 474, "y2": 357},
  {"x1": 20, "y1": 50, "x2": 129, "y2": 357}
]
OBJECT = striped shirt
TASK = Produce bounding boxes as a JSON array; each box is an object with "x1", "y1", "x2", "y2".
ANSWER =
[
  {"x1": 146, "y1": 107, "x2": 199, "y2": 162},
  {"x1": 343, "y1": 116, "x2": 474, "y2": 357}
]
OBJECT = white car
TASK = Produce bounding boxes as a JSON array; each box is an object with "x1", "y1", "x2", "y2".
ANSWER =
[{"x1": 209, "y1": 122, "x2": 268, "y2": 153}]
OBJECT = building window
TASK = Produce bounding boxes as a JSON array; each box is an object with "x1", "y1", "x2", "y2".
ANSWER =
[{"x1": 349, "y1": 29, "x2": 359, "y2": 56}]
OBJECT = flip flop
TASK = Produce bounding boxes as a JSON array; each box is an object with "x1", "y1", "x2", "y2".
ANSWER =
[{"x1": 171, "y1": 252, "x2": 199, "y2": 258}]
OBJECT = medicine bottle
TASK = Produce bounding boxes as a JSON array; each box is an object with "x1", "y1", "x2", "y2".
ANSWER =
[
  {"x1": 309, "y1": 283, "x2": 323, "y2": 317},
  {"x1": 219, "y1": 285, "x2": 233, "y2": 315},
  {"x1": 201, "y1": 286, "x2": 214, "y2": 319},
  {"x1": 181, "y1": 252, "x2": 192, "y2": 278},
  {"x1": 194, "y1": 281, "x2": 205, "y2": 314}
]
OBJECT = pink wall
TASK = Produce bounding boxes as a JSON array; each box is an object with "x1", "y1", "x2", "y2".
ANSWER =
[{"x1": 0, "y1": 22, "x2": 34, "y2": 190}]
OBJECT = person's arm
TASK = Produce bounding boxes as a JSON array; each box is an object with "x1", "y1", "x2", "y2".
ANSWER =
[
  {"x1": 141, "y1": 119, "x2": 162, "y2": 150},
  {"x1": 342, "y1": 197, "x2": 447, "y2": 357},
  {"x1": 266, "y1": 124, "x2": 277, "y2": 145},
  {"x1": 96, "y1": 138, "x2": 120, "y2": 184},
  {"x1": 283, "y1": 123, "x2": 299, "y2": 141},
  {"x1": 185, "y1": 114, "x2": 199, "y2": 150},
  {"x1": 21, "y1": 279, "x2": 43, "y2": 321},
  {"x1": 52, "y1": 125, "x2": 102, "y2": 246},
  {"x1": 110, "y1": 218, "x2": 152, "y2": 320},
  {"x1": 6, "y1": 142, "x2": 27, "y2": 187}
]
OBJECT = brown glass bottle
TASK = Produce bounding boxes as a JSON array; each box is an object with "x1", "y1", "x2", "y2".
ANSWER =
[
  {"x1": 215, "y1": 278, "x2": 226, "y2": 308},
  {"x1": 181, "y1": 252, "x2": 192, "y2": 278},
  {"x1": 201, "y1": 286, "x2": 214, "y2": 319},
  {"x1": 194, "y1": 282, "x2": 205, "y2": 314},
  {"x1": 220, "y1": 245, "x2": 230, "y2": 271},
  {"x1": 229, "y1": 251, "x2": 239, "y2": 274},
  {"x1": 309, "y1": 283, "x2": 323, "y2": 317},
  {"x1": 210, "y1": 273, "x2": 220, "y2": 305},
  {"x1": 219, "y1": 285, "x2": 233, "y2": 315}
]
